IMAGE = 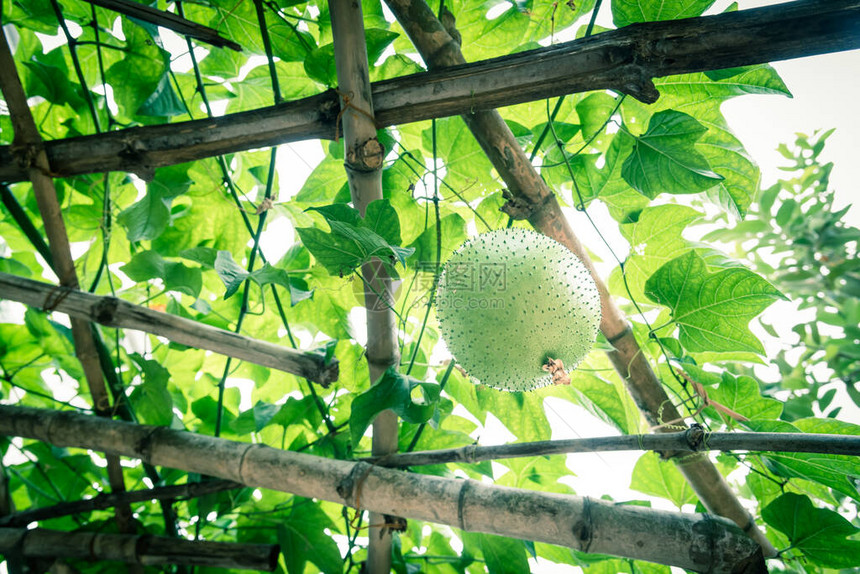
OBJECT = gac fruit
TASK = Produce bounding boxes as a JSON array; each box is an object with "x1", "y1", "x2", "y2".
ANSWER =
[{"x1": 435, "y1": 228, "x2": 600, "y2": 391}]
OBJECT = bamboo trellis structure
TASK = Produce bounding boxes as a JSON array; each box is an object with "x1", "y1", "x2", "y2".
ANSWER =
[
  {"x1": 1, "y1": 1, "x2": 857, "y2": 184},
  {"x1": 2, "y1": 0, "x2": 860, "y2": 571},
  {"x1": 0, "y1": 405, "x2": 767, "y2": 574}
]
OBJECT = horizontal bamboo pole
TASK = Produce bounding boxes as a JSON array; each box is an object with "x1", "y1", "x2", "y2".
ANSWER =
[
  {"x1": 0, "y1": 479, "x2": 240, "y2": 528},
  {"x1": 364, "y1": 428, "x2": 860, "y2": 467},
  {"x1": 83, "y1": 0, "x2": 241, "y2": 50},
  {"x1": 1, "y1": 0, "x2": 858, "y2": 183},
  {"x1": 0, "y1": 405, "x2": 765, "y2": 573},
  {"x1": 0, "y1": 272, "x2": 338, "y2": 386},
  {"x1": 0, "y1": 527, "x2": 278, "y2": 571}
]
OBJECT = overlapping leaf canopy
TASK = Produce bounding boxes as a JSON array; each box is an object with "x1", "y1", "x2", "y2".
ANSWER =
[{"x1": 1, "y1": 0, "x2": 859, "y2": 573}]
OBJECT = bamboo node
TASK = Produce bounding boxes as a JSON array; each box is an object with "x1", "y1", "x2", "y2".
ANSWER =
[
  {"x1": 573, "y1": 496, "x2": 594, "y2": 552},
  {"x1": 456, "y1": 479, "x2": 472, "y2": 531},
  {"x1": 346, "y1": 137, "x2": 385, "y2": 172}
]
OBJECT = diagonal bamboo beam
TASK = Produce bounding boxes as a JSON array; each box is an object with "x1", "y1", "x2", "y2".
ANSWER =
[
  {"x1": 0, "y1": 527, "x2": 278, "y2": 570},
  {"x1": 0, "y1": 272, "x2": 339, "y2": 385},
  {"x1": 0, "y1": 28, "x2": 137, "y2": 541},
  {"x1": 0, "y1": 405, "x2": 767, "y2": 574},
  {"x1": 383, "y1": 0, "x2": 777, "y2": 555},
  {"x1": 329, "y1": 1, "x2": 400, "y2": 571},
  {"x1": 1, "y1": 0, "x2": 858, "y2": 184},
  {"x1": 83, "y1": 0, "x2": 241, "y2": 50}
]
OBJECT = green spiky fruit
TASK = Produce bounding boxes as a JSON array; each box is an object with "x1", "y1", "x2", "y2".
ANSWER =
[{"x1": 435, "y1": 228, "x2": 600, "y2": 392}]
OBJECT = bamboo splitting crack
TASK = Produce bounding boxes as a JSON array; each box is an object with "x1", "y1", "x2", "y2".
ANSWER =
[
  {"x1": 382, "y1": 0, "x2": 778, "y2": 555},
  {"x1": 0, "y1": 272, "x2": 339, "y2": 385},
  {"x1": 1, "y1": 0, "x2": 859, "y2": 183}
]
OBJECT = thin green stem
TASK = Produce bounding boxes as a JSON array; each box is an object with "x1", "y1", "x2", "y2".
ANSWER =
[
  {"x1": 405, "y1": 360, "x2": 455, "y2": 453},
  {"x1": 48, "y1": 0, "x2": 101, "y2": 132}
]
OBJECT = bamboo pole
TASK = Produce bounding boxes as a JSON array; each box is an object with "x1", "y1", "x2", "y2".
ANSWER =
[
  {"x1": 1, "y1": 0, "x2": 857, "y2": 184},
  {"x1": 364, "y1": 429, "x2": 860, "y2": 467},
  {"x1": 0, "y1": 480, "x2": 241, "y2": 528},
  {"x1": 0, "y1": 405, "x2": 766, "y2": 574},
  {"x1": 0, "y1": 272, "x2": 339, "y2": 385},
  {"x1": 382, "y1": 0, "x2": 777, "y2": 555},
  {"x1": 81, "y1": 0, "x2": 241, "y2": 50},
  {"x1": 0, "y1": 527, "x2": 278, "y2": 571},
  {"x1": 0, "y1": 28, "x2": 136, "y2": 543},
  {"x1": 328, "y1": 1, "x2": 400, "y2": 571}
]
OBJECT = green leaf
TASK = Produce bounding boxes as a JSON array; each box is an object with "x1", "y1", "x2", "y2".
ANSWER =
[
  {"x1": 480, "y1": 533, "x2": 530, "y2": 574},
  {"x1": 118, "y1": 191, "x2": 170, "y2": 242},
  {"x1": 645, "y1": 251, "x2": 784, "y2": 353},
  {"x1": 763, "y1": 493, "x2": 860, "y2": 569},
  {"x1": 570, "y1": 374, "x2": 632, "y2": 434},
  {"x1": 407, "y1": 213, "x2": 467, "y2": 266},
  {"x1": 609, "y1": 204, "x2": 703, "y2": 301},
  {"x1": 128, "y1": 358, "x2": 173, "y2": 426},
  {"x1": 278, "y1": 502, "x2": 343, "y2": 574},
  {"x1": 613, "y1": 0, "x2": 716, "y2": 27},
  {"x1": 214, "y1": 250, "x2": 249, "y2": 299},
  {"x1": 295, "y1": 158, "x2": 348, "y2": 204},
  {"x1": 622, "y1": 110, "x2": 723, "y2": 199},
  {"x1": 297, "y1": 206, "x2": 414, "y2": 278},
  {"x1": 423, "y1": 117, "x2": 496, "y2": 198},
  {"x1": 630, "y1": 452, "x2": 697, "y2": 509},
  {"x1": 122, "y1": 250, "x2": 166, "y2": 282},
  {"x1": 702, "y1": 371, "x2": 782, "y2": 422},
  {"x1": 349, "y1": 367, "x2": 440, "y2": 447},
  {"x1": 748, "y1": 419, "x2": 860, "y2": 501},
  {"x1": 105, "y1": 19, "x2": 168, "y2": 118},
  {"x1": 231, "y1": 401, "x2": 280, "y2": 434},
  {"x1": 249, "y1": 265, "x2": 314, "y2": 306}
]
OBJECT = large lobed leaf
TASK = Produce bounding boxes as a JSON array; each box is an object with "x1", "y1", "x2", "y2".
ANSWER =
[{"x1": 645, "y1": 250, "x2": 784, "y2": 353}]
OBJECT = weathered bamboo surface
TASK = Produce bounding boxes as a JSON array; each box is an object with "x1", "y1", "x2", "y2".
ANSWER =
[
  {"x1": 0, "y1": 272, "x2": 338, "y2": 385},
  {"x1": 365, "y1": 429, "x2": 860, "y2": 467},
  {"x1": 0, "y1": 404, "x2": 765, "y2": 574},
  {"x1": 0, "y1": 527, "x2": 278, "y2": 570},
  {"x1": 1, "y1": 0, "x2": 858, "y2": 183},
  {"x1": 330, "y1": 1, "x2": 401, "y2": 572}
]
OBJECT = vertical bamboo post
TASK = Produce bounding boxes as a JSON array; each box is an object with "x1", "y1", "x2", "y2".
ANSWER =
[
  {"x1": 329, "y1": 1, "x2": 399, "y2": 571},
  {"x1": 0, "y1": 28, "x2": 137, "y2": 552},
  {"x1": 382, "y1": 0, "x2": 776, "y2": 556}
]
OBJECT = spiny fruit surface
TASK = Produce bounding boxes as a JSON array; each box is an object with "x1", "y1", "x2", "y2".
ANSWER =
[{"x1": 435, "y1": 228, "x2": 601, "y2": 392}]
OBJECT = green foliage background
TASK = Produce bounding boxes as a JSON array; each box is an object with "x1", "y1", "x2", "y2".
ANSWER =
[{"x1": 1, "y1": 0, "x2": 859, "y2": 572}]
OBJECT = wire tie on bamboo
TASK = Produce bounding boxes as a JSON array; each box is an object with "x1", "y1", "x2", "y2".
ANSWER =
[
  {"x1": 42, "y1": 284, "x2": 72, "y2": 313},
  {"x1": 456, "y1": 479, "x2": 473, "y2": 532},
  {"x1": 333, "y1": 88, "x2": 376, "y2": 143},
  {"x1": 337, "y1": 461, "x2": 374, "y2": 528}
]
